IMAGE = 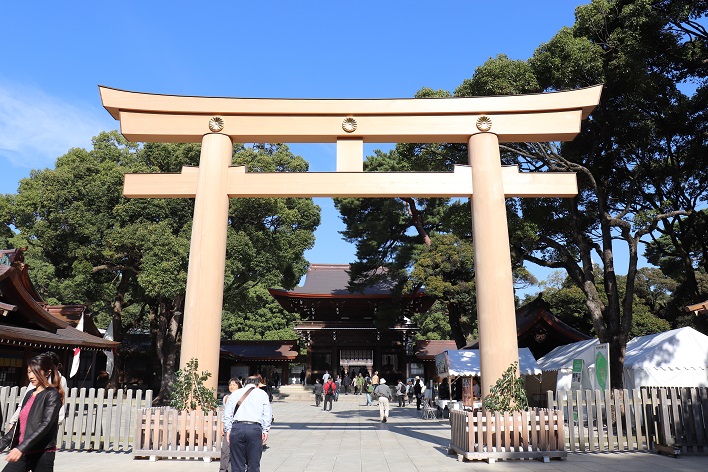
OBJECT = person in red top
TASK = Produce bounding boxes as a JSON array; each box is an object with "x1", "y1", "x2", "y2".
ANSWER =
[
  {"x1": 1, "y1": 353, "x2": 64, "y2": 472},
  {"x1": 322, "y1": 378, "x2": 337, "y2": 412}
]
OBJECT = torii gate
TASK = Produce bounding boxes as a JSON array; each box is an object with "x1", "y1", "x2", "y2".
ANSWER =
[{"x1": 100, "y1": 85, "x2": 602, "y2": 394}]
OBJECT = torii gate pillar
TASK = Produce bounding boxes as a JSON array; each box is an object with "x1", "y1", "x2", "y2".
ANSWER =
[
  {"x1": 469, "y1": 132, "x2": 519, "y2": 395},
  {"x1": 180, "y1": 133, "x2": 232, "y2": 383}
]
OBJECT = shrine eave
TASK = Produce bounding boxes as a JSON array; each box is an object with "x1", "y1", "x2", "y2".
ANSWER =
[{"x1": 269, "y1": 289, "x2": 402, "y2": 300}]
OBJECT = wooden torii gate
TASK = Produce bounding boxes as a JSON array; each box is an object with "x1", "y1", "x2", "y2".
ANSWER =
[{"x1": 100, "y1": 85, "x2": 602, "y2": 394}]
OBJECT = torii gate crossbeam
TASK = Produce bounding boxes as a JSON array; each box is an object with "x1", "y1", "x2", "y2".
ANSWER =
[{"x1": 100, "y1": 85, "x2": 602, "y2": 396}]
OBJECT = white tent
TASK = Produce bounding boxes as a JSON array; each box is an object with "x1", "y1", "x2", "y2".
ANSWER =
[
  {"x1": 435, "y1": 348, "x2": 542, "y2": 378},
  {"x1": 537, "y1": 338, "x2": 599, "y2": 391},
  {"x1": 623, "y1": 326, "x2": 708, "y2": 388},
  {"x1": 537, "y1": 327, "x2": 708, "y2": 391}
]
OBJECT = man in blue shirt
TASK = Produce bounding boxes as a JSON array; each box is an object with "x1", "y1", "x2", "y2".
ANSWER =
[{"x1": 223, "y1": 376, "x2": 273, "y2": 472}]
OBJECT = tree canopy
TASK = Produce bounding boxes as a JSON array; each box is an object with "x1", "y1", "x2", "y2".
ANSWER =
[
  {"x1": 336, "y1": 0, "x2": 707, "y2": 388},
  {"x1": 8, "y1": 133, "x2": 319, "y2": 400}
]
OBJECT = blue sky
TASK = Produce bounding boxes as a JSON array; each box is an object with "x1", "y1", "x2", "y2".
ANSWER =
[{"x1": 1, "y1": 1, "x2": 590, "y2": 289}]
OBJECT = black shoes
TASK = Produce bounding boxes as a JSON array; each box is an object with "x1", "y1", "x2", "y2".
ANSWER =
[{"x1": 382, "y1": 417, "x2": 387, "y2": 423}]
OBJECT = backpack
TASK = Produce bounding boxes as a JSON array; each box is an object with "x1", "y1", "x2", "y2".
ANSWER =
[{"x1": 325, "y1": 382, "x2": 335, "y2": 395}]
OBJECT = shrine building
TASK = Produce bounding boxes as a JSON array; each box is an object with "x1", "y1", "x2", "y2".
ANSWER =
[{"x1": 269, "y1": 264, "x2": 436, "y2": 383}]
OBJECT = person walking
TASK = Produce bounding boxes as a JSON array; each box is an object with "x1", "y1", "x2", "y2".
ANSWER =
[
  {"x1": 371, "y1": 371, "x2": 379, "y2": 387},
  {"x1": 414, "y1": 376, "x2": 424, "y2": 410},
  {"x1": 6, "y1": 351, "x2": 67, "y2": 431},
  {"x1": 396, "y1": 380, "x2": 407, "y2": 407},
  {"x1": 0, "y1": 353, "x2": 64, "y2": 472},
  {"x1": 322, "y1": 370, "x2": 331, "y2": 383},
  {"x1": 223, "y1": 376, "x2": 272, "y2": 472},
  {"x1": 300, "y1": 369, "x2": 306, "y2": 385},
  {"x1": 334, "y1": 376, "x2": 341, "y2": 401},
  {"x1": 322, "y1": 377, "x2": 336, "y2": 411},
  {"x1": 355, "y1": 374, "x2": 363, "y2": 395},
  {"x1": 313, "y1": 379, "x2": 323, "y2": 407},
  {"x1": 343, "y1": 375, "x2": 351, "y2": 394},
  {"x1": 219, "y1": 378, "x2": 242, "y2": 472},
  {"x1": 364, "y1": 378, "x2": 374, "y2": 406},
  {"x1": 375, "y1": 378, "x2": 392, "y2": 423}
]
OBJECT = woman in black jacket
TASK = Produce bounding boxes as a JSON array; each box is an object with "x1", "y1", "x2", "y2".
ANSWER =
[{"x1": 2, "y1": 354, "x2": 64, "y2": 471}]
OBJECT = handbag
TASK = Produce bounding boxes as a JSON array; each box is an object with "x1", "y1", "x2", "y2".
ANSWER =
[{"x1": 0, "y1": 424, "x2": 16, "y2": 452}]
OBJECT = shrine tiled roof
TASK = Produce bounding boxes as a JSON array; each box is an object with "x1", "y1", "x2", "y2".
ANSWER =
[
  {"x1": 220, "y1": 340, "x2": 299, "y2": 361},
  {"x1": 0, "y1": 249, "x2": 118, "y2": 351},
  {"x1": 414, "y1": 340, "x2": 458, "y2": 361},
  {"x1": 0, "y1": 323, "x2": 118, "y2": 351},
  {"x1": 273, "y1": 264, "x2": 396, "y2": 296}
]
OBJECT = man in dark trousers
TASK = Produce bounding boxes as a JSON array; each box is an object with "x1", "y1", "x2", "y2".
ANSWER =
[
  {"x1": 313, "y1": 379, "x2": 324, "y2": 407},
  {"x1": 223, "y1": 376, "x2": 272, "y2": 472},
  {"x1": 323, "y1": 377, "x2": 337, "y2": 411},
  {"x1": 414, "y1": 376, "x2": 424, "y2": 410}
]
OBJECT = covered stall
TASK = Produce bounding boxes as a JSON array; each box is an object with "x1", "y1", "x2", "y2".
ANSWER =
[
  {"x1": 435, "y1": 348, "x2": 542, "y2": 411},
  {"x1": 538, "y1": 327, "x2": 708, "y2": 392},
  {"x1": 623, "y1": 326, "x2": 708, "y2": 388},
  {"x1": 536, "y1": 338, "x2": 599, "y2": 393}
]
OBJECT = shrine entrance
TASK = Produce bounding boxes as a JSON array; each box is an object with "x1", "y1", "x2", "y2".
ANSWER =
[{"x1": 100, "y1": 85, "x2": 601, "y2": 394}]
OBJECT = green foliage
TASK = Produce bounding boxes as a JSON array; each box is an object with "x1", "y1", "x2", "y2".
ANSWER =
[
  {"x1": 482, "y1": 362, "x2": 529, "y2": 413},
  {"x1": 410, "y1": 302, "x2": 451, "y2": 341},
  {"x1": 221, "y1": 285, "x2": 300, "y2": 340},
  {"x1": 9, "y1": 134, "x2": 320, "y2": 396},
  {"x1": 169, "y1": 358, "x2": 219, "y2": 412}
]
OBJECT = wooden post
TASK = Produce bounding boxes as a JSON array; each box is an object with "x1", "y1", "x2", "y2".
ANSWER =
[
  {"x1": 179, "y1": 132, "x2": 233, "y2": 391},
  {"x1": 468, "y1": 132, "x2": 519, "y2": 398}
]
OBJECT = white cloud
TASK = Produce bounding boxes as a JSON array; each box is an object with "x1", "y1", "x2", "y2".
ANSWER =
[{"x1": 0, "y1": 82, "x2": 116, "y2": 169}]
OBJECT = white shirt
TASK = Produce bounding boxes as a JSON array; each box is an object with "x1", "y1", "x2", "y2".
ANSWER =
[{"x1": 223, "y1": 385, "x2": 272, "y2": 434}]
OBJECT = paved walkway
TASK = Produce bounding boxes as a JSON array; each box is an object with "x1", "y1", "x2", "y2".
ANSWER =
[{"x1": 49, "y1": 393, "x2": 706, "y2": 471}]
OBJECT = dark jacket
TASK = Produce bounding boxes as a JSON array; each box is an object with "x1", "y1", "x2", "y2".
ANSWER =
[
  {"x1": 313, "y1": 383, "x2": 323, "y2": 395},
  {"x1": 12, "y1": 388, "x2": 61, "y2": 453}
]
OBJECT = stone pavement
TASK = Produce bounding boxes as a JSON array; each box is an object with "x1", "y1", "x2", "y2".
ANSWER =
[{"x1": 48, "y1": 393, "x2": 706, "y2": 472}]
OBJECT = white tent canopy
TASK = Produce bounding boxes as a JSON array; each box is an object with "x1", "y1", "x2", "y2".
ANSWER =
[
  {"x1": 537, "y1": 327, "x2": 708, "y2": 390},
  {"x1": 436, "y1": 348, "x2": 542, "y2": 378},
  {"x1": 623, "y1": 327, "x2": 708, "y2": 389},
  {"x1": 537, "y1": 339, "x2": 599, "y2": 390}
]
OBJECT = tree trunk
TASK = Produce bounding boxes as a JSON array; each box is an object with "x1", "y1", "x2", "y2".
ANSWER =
[
  {"x1": 106, "y1": 272, "x2": 130, "y2": 390},
  {"x1": 153, "y1": 295, "x2": 184, "y2": 405},
  {"x1": 447, "y1": 302, "x2": 467, "y2": 348}
]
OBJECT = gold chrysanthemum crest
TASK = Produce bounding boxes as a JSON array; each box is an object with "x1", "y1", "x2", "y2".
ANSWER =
[
  {"x1": 342, "y1": 117, "x2": 357, "y2": 133},
  {"x1": 476, "y1": 116, "x2": 492, "y2": 132},
  {"x1": 208, "y1": 116, "x2": 225, "y2": 132}
]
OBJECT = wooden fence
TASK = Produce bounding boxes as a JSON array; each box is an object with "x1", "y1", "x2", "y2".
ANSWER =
[
  {"x1": 546, "y1": 387, "x2": 708, "y2": 455},
  {"x1": 133, "y1": 407, "x2": 223, "y2": 461},
  {"x1": 0, "y1": 386, "x2": 153, "y2": 451},
  {"x1": 449, "y1": 408, "x2": 566, "y2": 463}
]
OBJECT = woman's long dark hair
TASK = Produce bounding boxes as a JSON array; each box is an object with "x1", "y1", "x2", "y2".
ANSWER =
[{"x1": 28, "y1": 354, "x2": 65, "y2": 403}]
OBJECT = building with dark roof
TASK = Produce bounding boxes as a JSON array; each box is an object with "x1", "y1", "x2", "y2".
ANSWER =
[
  {"x1": 0, "y1": 249, "x2": 118, "y2": 387},
  {"x1": 464, "y1": 295, "x2": 592, "y2": 359},
  {"x1": 269, "y1": 264, "x2": 436, "y2": 383}
]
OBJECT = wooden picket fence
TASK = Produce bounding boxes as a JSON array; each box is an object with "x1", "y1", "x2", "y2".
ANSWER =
[
  {"x1": 132, "y1": 407, "x2": 223, "y2": 461},
  {"x1": 547, "y1": 387, "x2": 708, "y2": 455},
  {"x1": 0, "y1": 386, "x2": 153, "y2": 451},
  {"x1": 449, "y1": 408, "x2": 567, "y2": 463}
]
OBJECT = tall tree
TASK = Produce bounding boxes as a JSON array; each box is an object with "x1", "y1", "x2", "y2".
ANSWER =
[
  {"x1": 10, "y1": 133, "x2": 319, "y2": 401},
  {"x1": 335, "y1": 89, "x2": 533, "y2": 347},
  {"x1": 459, "y1": 0, "x2": 707, "y2": 388}
]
